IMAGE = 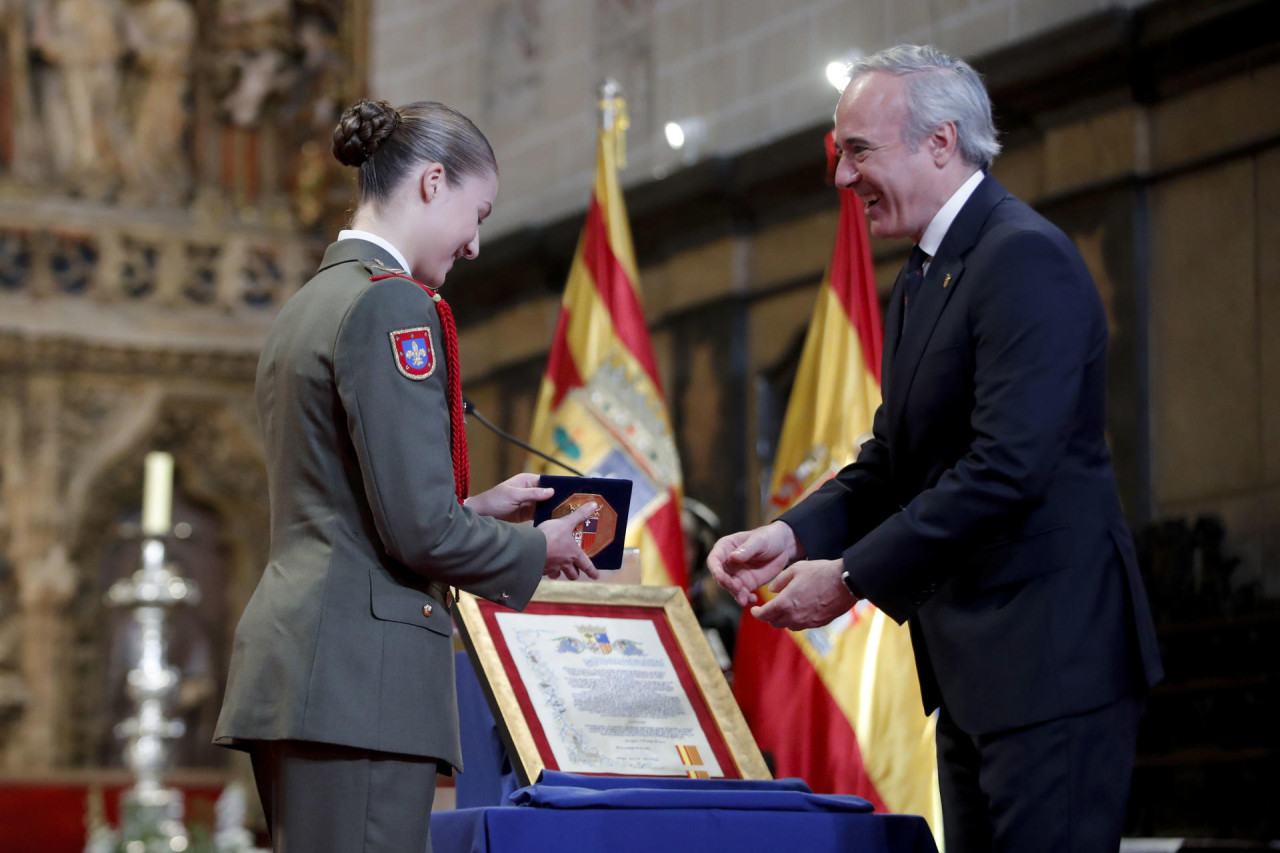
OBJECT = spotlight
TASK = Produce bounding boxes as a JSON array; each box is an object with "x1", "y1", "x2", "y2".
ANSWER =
[
  {"x1": 825, "y1": 51, "x2": 863, "y2": 91},
  {"x1": 664, "y1": 121, "x2": 686, "y2": 150},
  {"x1": 662, "y1": 117, "x2": 705, "y2": 164},
  {"x1": 826, "y1": 60, "x2": 851, "y2": 91}
]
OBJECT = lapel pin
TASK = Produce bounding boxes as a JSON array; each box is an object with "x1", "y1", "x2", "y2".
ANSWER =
[{"x1": 942, "y1": 273, "x2": 952, "y2": 289}]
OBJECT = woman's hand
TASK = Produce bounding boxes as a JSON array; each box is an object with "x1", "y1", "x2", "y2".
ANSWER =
[
  {"x1": 465, "y1": 473, "x2": 553, "y2": 523},
  {"x1": 538, "y1": 502, "x2": 601, "y2": 581}
]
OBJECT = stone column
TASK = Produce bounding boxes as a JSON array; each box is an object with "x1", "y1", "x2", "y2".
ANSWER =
[{"x1": 5, "y1": 375, "x2": 77, "y2": 769}]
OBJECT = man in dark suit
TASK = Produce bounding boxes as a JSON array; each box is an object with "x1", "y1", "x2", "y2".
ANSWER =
[{"x1": 709, "y1": 45, "x2": 1162, "y2": 852}]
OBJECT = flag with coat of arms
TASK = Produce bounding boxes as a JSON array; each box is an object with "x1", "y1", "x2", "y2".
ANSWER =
[
  {"x1": 731, "y1": 132, "x2": 942, "y2": 845},
  {"x1": 525, "y1": 82, "x2": 687, "y2": 588}
]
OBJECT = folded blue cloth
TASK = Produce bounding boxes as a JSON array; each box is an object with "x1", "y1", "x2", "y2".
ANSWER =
[
  {"x1": 534, "y1": 770, "x2": 814, "y2": 794},
  {"x1": 508, "y1": 773, "x2": 874, "y2": 813}
]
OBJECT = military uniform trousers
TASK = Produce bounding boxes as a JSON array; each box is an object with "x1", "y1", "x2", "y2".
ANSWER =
[{"x1": 250, "y1": 739, "x2": 440, "y2": 853}]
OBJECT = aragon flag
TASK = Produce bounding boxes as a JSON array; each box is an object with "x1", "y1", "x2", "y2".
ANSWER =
[
  {"x1": 731, "y1": 132, "x2": 942, "y2": 844},
  {"x1": 525, "y1": 84, "x2": 687, "y2": 589}
]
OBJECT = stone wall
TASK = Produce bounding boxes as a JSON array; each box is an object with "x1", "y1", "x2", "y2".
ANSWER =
[
  {"x1": 370, "y1": 0, "x2": 1154, "y2": 240},
  {"x1": 1146, "y1": 66, "x2": 1280, "y2": 597}
]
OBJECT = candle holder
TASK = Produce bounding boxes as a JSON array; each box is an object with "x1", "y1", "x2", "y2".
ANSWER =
[{"x1": 102, "y1": 528, "x2": 201, "y2": 852}]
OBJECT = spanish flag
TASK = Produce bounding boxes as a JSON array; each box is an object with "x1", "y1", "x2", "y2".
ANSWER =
[
  {"x1": 732, "y1": 133, "x2": 942, "y2": 843},
  {"x1": 526, "y1": 87, "x2": 687, "y2": 589}
]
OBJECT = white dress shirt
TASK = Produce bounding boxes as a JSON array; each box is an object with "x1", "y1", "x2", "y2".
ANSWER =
[{"x1": 918, "y1": 169, "x2": 985, "y2": 273}]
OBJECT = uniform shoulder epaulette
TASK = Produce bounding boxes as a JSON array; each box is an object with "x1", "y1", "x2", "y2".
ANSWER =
[
  {"x1": 360, "y1": 258, "x2": 441, "y2": 302},
  {"x1": 359, "y1": 257, "x2": 410, "y2": 278}
]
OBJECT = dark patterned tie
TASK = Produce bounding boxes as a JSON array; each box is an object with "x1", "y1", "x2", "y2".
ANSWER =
[{"x1": 901, "y1": 245, "x2": 928, "y2": 333}]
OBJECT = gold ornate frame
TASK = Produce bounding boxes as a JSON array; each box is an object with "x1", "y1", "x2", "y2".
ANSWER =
[{"x1": 455, "y1": 580, "x2": 771, "y2": 786}]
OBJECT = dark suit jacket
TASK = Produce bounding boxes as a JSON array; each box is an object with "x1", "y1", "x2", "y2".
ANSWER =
[
  {"x1": 214, "y1": 239, "x2": 545, "y2": 769},
  {"x1": 782, "y1": 175, "x2": 1162, "y2": 735}
]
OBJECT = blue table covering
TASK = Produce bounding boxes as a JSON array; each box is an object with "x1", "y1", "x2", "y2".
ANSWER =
[
  {"x1": 454, "y1": 651, "x2": 520, "y2": 808},
  {"x1": 432, "y1": 805, "x2": 937, "y2": 853},
  {"x1": 534, "y1": 770, "x2": 816, "y2": 794},
  {"x1": 445, "y1": 653, "x2": 938, "y2": 853},
  {"x1": 509, "y1": 773, "x2": 874, "y2": 813}
]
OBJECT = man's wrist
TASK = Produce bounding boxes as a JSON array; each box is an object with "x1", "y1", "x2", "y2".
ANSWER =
[
  {"x1": 771, "y1": 520, "x2": 805, "y2": 562},
  {"x1": 841, "y1": 568, "x2": 863, "y2": 600}
]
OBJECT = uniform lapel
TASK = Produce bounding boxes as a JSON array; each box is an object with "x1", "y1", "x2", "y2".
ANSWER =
[{"x1": 885, "y1": 174, "x2": 1009, "y2": 425}]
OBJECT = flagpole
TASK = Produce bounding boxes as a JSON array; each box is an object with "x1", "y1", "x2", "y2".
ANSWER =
[
  {"x1": 526, "y1": 76, "x2": 685, "y2": 587},
  {"x1": 598, "y1": 78, "x2": 621, "y2": 130},
  {"x1": 597, "y1": 78, "x2": 628, "y2": 167}
]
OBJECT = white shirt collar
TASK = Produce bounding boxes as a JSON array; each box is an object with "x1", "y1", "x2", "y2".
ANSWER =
[
  {"x1": 918, "y1": 169, "x2": 985, "y2": 259},
  {"x1": 337, "y1": 229, "x2": 412, "y2": 276}
]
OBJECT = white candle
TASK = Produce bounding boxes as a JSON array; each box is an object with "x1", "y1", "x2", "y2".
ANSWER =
[{"x1": 141, "y1": 451, "x2": 174, "y2": 536}]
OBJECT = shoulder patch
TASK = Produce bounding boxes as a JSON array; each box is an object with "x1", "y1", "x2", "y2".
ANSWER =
[{"x1": 389, "y1": 326, "x2": 436, "y2": 380}]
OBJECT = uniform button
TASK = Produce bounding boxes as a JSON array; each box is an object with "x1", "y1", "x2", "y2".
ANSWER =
[
  {"x1": 422, "y1": 603, "x2": 433, "y2": 618},
  {"x1": 499, "y1": 592, "x2": 510, "y2": 601}
]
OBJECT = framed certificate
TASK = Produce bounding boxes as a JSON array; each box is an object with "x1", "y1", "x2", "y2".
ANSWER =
[{"x1": 455, "y1": 581, "x2": 771, "y2": 786}]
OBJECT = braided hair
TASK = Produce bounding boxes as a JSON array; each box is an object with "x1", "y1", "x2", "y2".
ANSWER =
[{"x1": 331, "y1": 99, "x2": 497, "y2": 203}]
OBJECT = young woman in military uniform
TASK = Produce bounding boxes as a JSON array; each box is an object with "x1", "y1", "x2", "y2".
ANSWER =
[{"x1": 215, "y1": 99, "x2": 599, "y2": 852}]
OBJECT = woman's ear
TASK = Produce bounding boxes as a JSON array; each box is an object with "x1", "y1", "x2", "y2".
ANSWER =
[{"x1": 420, "y1": 162, "x2": 446, "y2": 202}]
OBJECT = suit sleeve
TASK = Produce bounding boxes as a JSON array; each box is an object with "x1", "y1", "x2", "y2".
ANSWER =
[
  {"x1": 841, "y1": 228, "x2": 1097, "y2": 621},
  {"x1": 333, "y1": 277, "x2": 544, "y2": 609}
]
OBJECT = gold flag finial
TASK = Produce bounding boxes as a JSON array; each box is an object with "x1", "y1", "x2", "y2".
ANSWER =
[{"x1": 597, "y1": 78, "x2": 629, "y2": 168}]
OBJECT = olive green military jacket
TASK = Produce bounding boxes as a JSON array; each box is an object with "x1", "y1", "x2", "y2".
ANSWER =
[{"x1": 214, "y1": 239, "x2": 545, "y2": 770}]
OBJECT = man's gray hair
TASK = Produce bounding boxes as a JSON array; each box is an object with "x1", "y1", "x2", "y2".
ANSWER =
[{"x1": 846, "y1": 44, "x2": 1001, "y2": 170}]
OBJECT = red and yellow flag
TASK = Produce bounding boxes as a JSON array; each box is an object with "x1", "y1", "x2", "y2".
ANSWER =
[
  {"x1": 526, "y1": 91, "x2": 687, "y2": 588},
  {"x1": 732, "y1": 133, "x2": 941, "y2": 843}
]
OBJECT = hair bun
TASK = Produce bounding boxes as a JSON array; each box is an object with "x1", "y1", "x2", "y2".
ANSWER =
[{"x1": 332, "y1": 99, "x2": 403, "y2": 167}]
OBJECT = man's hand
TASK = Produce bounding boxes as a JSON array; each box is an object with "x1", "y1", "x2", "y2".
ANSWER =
[
  {"x1": 537, "y1": 501, "x2": 600, "y2": 581},
  {"x1": 751, "y1": 558, "x2": 856, "y2": 630},
  {"x1": 465, "y1": 473, "x2": 552, "y2": 523},
  {"x1": 706, "y1": 521, "x2": 802, "y2": 607}
]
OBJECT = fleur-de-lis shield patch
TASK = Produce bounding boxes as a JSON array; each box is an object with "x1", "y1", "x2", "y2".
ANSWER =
[{"x1": 390, "y1": 326, "x2": 436, "y2": 380}]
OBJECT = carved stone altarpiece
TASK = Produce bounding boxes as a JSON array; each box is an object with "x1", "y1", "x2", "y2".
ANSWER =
[{"x1": 0, "y1": 0, "x2": 368, "y2": 774}]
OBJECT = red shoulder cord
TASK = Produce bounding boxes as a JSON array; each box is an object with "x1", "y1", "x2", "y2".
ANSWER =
[
  {"x1": 433, "y1": 292, "x2": 470, "y2": 505},
  {"x1": 371, "y1": 274, "x2": 470, "y2": 505}
]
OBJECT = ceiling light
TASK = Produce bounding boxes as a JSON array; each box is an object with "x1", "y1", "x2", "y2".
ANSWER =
[
  {"x1": 826, "y1": 60, "x2": 852, "y2": 91},
  {"x1": 663, "y1": 118, "x2": 705, "y2": 164},
  {"x1": 825, "y1": 50, "x2": 864, "y2": 91},
  {"x1": 664, "y1": 121, "x2": 686, "y2": 150}
]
